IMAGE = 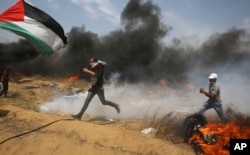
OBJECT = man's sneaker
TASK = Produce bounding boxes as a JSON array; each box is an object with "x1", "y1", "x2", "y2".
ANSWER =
[
  {"x1": 71, "y1": 114, "x2": 81, "y2": 120},
  {"x1": 115, "y1": 104, "x2": 120, "y2": 114}
]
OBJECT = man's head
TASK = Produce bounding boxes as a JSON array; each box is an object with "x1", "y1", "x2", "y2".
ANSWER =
[
  {"x1": 90, "y1": 58, "x2": 97, "y2": 63},
  {"x1": 89, "y1": 58, "x2": 98, "y2": 68},
  {"x1": 208, "y1": 73, "x2": 217, "y2": 83}
]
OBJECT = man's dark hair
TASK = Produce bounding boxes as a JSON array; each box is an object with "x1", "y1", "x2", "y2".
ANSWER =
[{"x1": 91, "y1": 57, "x2": 98, "y2": 62}]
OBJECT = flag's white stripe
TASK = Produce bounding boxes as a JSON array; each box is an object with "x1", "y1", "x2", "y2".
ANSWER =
[
  {"x1": 0, "y1": 22, "x2": 53, "y2": 54},
  {"x1": 12, "y1": 16, "x2": 64, "y2": 52}
]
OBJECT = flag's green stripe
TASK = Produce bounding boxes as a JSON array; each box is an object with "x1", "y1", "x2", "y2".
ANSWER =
[{"x1": 0, "y1": 22, "x2": 53, "y2": 55}]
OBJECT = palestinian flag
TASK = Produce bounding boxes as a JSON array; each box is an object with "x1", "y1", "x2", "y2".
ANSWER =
[{"x1": 0, "y1": 0, "x2": 67, "y2": 55}]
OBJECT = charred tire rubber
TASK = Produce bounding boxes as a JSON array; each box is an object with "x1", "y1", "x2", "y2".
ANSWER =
[{"x1": 183, "y1": 114, "x2": 207, "y2": 143}]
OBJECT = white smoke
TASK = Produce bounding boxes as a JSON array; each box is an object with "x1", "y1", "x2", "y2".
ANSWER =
[
  {"x1": 219, "y1": 73, "x2": 250, "y2": 115},
  {"x1": 38, "y1": 83, "x2": 200, "y2": 119},
  {"x1": 38, "y1": 71, "x2": 250, "y2": 120}
]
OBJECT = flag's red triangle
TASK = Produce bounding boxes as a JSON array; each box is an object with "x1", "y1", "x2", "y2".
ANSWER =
[{"x1": 0, "y1": 0, "x2": 24, "y2": 22}]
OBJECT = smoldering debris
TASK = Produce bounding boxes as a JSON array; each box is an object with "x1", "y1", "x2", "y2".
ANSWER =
[{"x1": 149, "y1": 111, "x2": 207, "y2": 143}]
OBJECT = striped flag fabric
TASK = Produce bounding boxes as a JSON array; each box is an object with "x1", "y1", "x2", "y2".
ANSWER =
[{"x1": 0, "y1": 0, "x2": 67, "y2": 55}]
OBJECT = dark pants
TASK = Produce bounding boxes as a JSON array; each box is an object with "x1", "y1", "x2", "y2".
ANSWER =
[
  {"x1": 197, "y1": 100, "x2": 228, "y2": 123},
  {"x1": 0, "y1": 81, "x2": 8, "y2": 96},
  {"x1": 77, "y1": 87, "x2": 118, "y2": 117}
]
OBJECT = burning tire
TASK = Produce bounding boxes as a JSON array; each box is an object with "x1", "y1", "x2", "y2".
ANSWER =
[
  {"x1": 183, "y1": 114, "x2": 207, "y2": 143},
  {"x1": 153, "y1": 111, "x2": 207, "y2": 144}
]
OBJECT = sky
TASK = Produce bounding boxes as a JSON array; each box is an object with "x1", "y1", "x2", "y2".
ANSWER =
[{"x1": 0, "y1": 0, "x2": 250, "y2": 47}]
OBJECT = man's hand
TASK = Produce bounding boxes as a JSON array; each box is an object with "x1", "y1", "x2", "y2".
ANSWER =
[
  {"x1": 200, "y1": 88, "x2": 205, "y2": 94},
  {"x1": 83, "y1": 68, "x2": 89, "y2": 73},
  {"x1": 82, "y1": 67, "x2": 95, "y2": 76}
]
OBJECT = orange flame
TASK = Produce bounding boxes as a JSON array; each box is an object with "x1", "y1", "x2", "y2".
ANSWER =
[
  {"x1": 189, "y1": 121, "x2": 250, "y2": 155},
  {"x1": 64, "y1": 74, "x2": 80, "y2": 82},
  {"x1": 185, "y1": 83, "x2": 195, "y2": 90},
  {"x1": 159, "y1": 79, "x2": 167, "y2": 87}
]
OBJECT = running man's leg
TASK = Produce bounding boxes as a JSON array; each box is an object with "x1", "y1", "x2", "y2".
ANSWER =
[
  {"x1": 3, "y1": 81, "x2": 8, "y2": 96},
  {"x1": 197, "y1": 101, "x2": 213, "y2": 115},
  {"x1": 72, "y1": 91, "x2": 95, "y2": 120},
  {"x1": 213, "y1": 104, "x2": 228, "y2": 123},
  {"x1": 97, "y1": 88, "x2": 120, "y2": 113}
]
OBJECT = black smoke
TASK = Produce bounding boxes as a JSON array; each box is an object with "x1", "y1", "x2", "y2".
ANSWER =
[
  {"x1": 190, "y1": 28, "x2": 250, "y2": 80},
  {"x1": 1, "y1": 0, "x2": 250, "y2": 85}
]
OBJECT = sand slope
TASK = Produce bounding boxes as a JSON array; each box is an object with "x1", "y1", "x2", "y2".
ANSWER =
[{"x1": 0, "y1": 76, "x2": 195, "y2": 155}]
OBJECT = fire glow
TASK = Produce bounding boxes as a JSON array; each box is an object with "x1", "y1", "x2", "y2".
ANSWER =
[
  {"x1": 189, "y1": 121, "x2": 250, "y2": 155},
  {"x1": 64, "y1": 74, "x2": 80, "y2": 83}
]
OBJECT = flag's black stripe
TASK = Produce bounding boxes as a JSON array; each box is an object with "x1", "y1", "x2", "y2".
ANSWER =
[{"x1": 23, "y1": 0, "x2": 67, "y2": 44}]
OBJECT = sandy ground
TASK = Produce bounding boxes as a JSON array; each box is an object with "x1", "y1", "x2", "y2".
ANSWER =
[{"x1": 0, "y1": 75, "x2": 195, "y2": 155}]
